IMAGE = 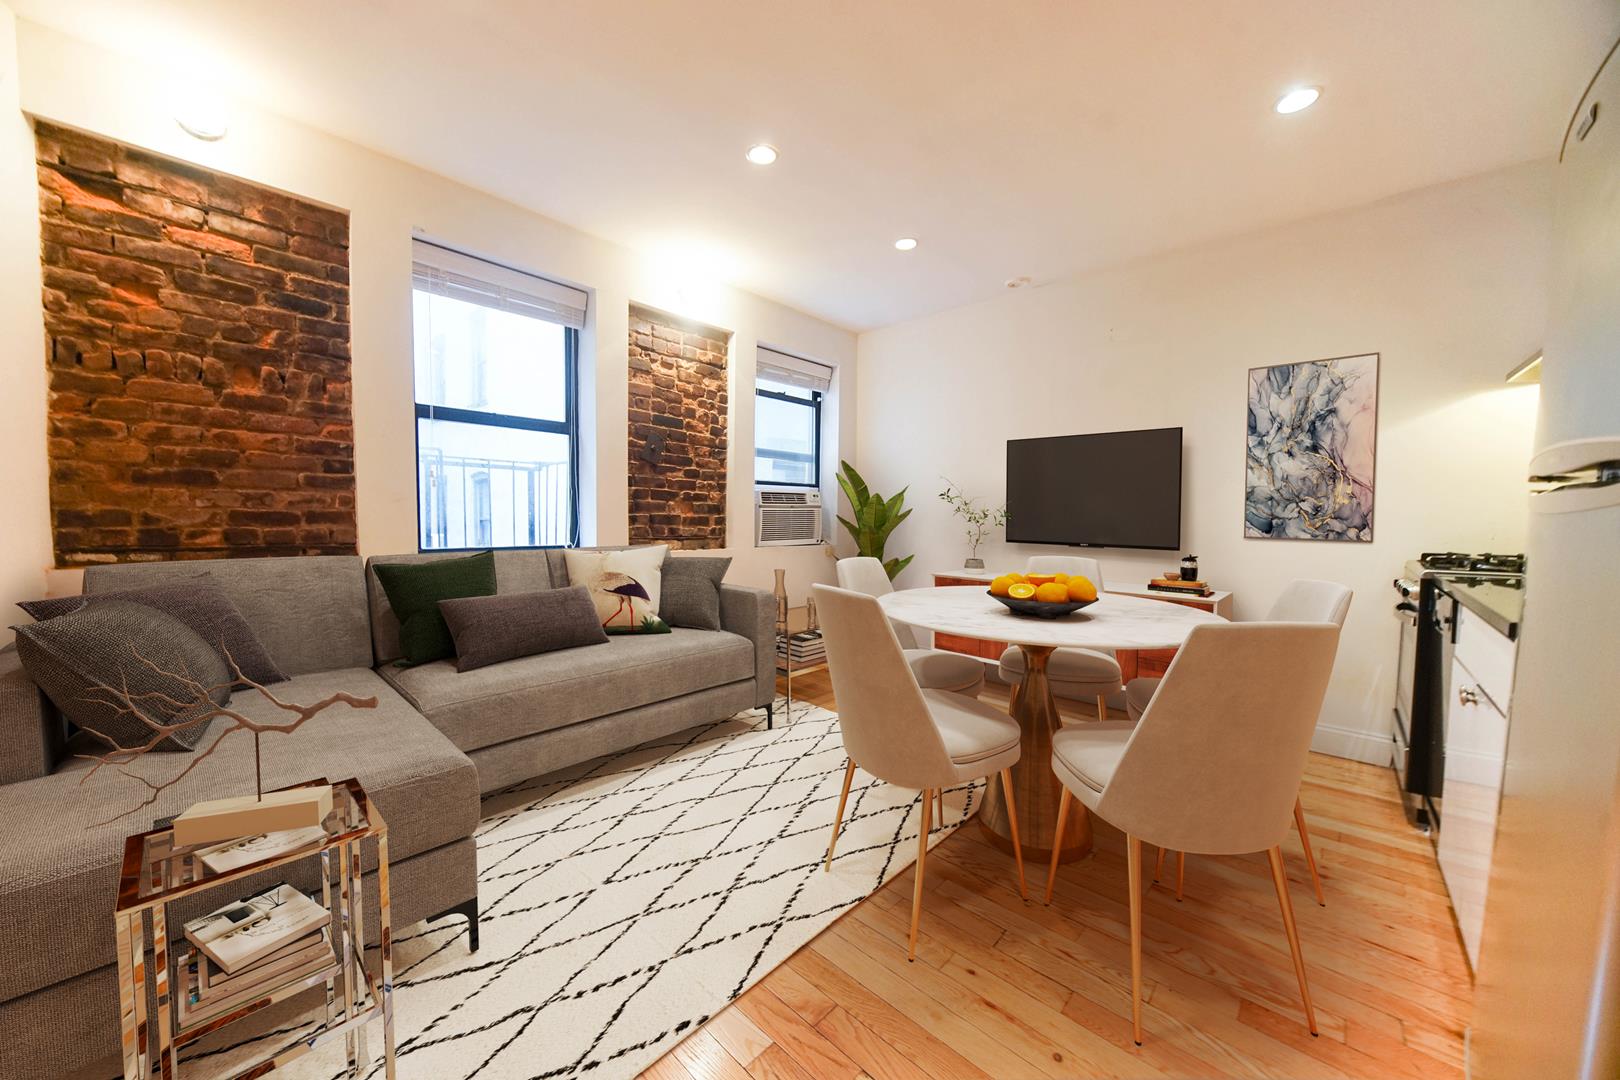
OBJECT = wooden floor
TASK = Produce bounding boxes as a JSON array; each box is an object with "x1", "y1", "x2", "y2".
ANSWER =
[{"x1": 638, "y1": 672, "x2": 1470, "y2": 1080}]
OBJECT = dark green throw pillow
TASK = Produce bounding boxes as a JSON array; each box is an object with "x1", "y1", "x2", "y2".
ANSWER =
[{"x1": 373, "y1": 551, "x2": 497, "y2": 665}]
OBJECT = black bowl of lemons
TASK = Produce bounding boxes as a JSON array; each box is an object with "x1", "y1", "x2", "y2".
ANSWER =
[{"x1": 987, "y1": 572, "x2": 1099, "y2": 619}]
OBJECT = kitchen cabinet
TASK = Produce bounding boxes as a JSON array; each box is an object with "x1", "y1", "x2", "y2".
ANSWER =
[{"x1": 1438, "y1": 605, "x2": 1516, "y2": 973}]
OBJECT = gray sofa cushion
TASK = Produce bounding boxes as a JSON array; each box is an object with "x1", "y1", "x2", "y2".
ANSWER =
[
  {"x1": 366, "y1": 550, "x2": 556, "y2": 665},
  {"x1": 83, "y1": 557, "x2": 372, "y2": 677},
  {"x1": 0, "y1": 645, "x2": 61, "y2": 785},
  {"x1": 20, "y1": 574, "x2": 288, "y2": 686},
  {"x1": 0, "y1": 667, "x2": 476, "y2": 1003},
  {"x1": 12, "y1": 600, "x2": 229, "y2": 751},
  {"x1": 380, "y1": 628, "x2": 756, "y2": 753}
]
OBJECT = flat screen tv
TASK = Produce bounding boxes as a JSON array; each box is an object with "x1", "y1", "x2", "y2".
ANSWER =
[{"x1": 1006, "y1": 427, "x2": 1182, "y2": 550}]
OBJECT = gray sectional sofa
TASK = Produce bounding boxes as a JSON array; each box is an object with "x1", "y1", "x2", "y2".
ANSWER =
[{"x1": 0, "y1": 548, "x2": 775, "y2": 1080}]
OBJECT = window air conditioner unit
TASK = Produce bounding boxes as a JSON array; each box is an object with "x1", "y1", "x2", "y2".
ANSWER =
[{"x1": 755, "y1": 487, "x2": 823, "y2": 546}]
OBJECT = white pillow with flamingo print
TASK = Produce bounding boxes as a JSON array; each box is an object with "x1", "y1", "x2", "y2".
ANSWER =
[{"x1": 563, "y1": 546, "x2": 669, "y2": 633}]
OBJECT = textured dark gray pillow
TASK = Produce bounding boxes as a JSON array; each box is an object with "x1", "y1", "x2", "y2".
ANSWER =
[
  {"x1": 19, "y1": 574, "x2": 287, "y2": 687},
  {"x1": 12, "y1": 600, "x2": 231, "y2": 752},
  {"x1": 438, "y1": 587, "x2": 609, "y2": 673},
  {"x1": 659, "y1": 556, "x2": 732, "y2": 631}
]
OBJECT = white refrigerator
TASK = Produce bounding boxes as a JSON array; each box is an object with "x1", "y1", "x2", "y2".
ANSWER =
[{"x1": 1469, "y1": 36, "x2": 1620, "y2": 1080}]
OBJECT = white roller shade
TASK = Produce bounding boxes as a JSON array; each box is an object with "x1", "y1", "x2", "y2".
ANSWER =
[
  {"x1": 758, "y1": 346, "x2": 833, "y2": 392},
  {"x1": 412, "y1": 238, "x2": 588, "y2": 330}
]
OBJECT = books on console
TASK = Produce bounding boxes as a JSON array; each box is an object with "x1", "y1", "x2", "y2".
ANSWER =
[
  {"x1": 194, "y1": 826, "x2": 328, "y2": 875},
  {"x1": 179, "y1": 928, "x2": 334, "y2": 1027},
  {"x1": 183, "y1": 883, "x2": 329, "y2": 975}
]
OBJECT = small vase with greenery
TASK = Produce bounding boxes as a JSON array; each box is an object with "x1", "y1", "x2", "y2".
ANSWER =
[
  {"x1": 835, "y1": 461, "x2": 914, "y2": 580},
  {"x1": 938, "y1": 479, "x2": 1008, "y2": 570}
]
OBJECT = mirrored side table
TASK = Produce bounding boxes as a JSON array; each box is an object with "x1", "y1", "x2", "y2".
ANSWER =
[{"x1": 114, "y1": 777, "x2": 395, "y2": 1079}]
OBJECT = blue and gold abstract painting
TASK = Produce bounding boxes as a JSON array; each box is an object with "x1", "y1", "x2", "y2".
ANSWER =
[{"x1": 1245, "y1": 353, "x2": 1378, "y2": 541}]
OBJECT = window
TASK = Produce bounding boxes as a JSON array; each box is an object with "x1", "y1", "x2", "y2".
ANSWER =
[
  {"x1": 755, "y1": 348, "x2": 832, "y2": 487},
  {"x1": 411, "y1": 240, "x2": 587, "y2": 549}
]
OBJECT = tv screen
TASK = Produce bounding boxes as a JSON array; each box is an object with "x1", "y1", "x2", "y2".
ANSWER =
[{"x1": 1006, "y1": 427, "x2": 1182, "y2": 550}]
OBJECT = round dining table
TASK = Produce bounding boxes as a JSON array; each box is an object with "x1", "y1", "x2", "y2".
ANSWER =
[{"x1": 877, "y1": 585, "x2": 1226, "y2": 862}]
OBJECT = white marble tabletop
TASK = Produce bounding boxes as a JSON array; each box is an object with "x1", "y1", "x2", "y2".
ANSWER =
[
  {"x1": 879, "y1": 585, "x2": 1225, "y2": 649},
  {"x1": 931, "y1": 568, "x2": 1232, "y2": 604}
]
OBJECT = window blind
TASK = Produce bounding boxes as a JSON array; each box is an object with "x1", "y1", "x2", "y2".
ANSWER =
[
  {"x1": 411, "y1": 238, "x2": 588, "y2": 330},
  {"x1": 758, "y1": 346, "x2": 834, "y2": 392}
]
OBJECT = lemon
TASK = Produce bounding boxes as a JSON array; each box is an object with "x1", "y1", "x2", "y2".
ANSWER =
[
  {"x1": 1008, "y1": 582, "x2": 1037, "y2": 599},
  {"x1": 1034, "y1": 582, "x2": 1070, "y2": 603},
  {"x1": 1067, "y1": 576, "x2": 1098, "y2": 602}
]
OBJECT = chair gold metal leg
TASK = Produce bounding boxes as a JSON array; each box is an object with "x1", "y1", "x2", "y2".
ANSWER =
[
  {"x1": 1044, "y1": 787, "x2": 1073, "y2": 904},
  {"x1": 999, "y1": 769, "x2": 1029, "y2": 901},
  {"x1": 1154, "y1": 845, "x2": 1166, "y2": 883},
  {"x1": 1176, "y1": 850, "x2": 1185, "y2": 902},
  {"x1": 1294, "y1": 797, "x2": 1326, "y2": 906},
  {"x1": 1267, "y1": 845, "x2": 1318, "y2": 1036},
  {"x1": 1127, "y1": 834, "x2": 1145, "y2": 1045},
  {"x1": 1096, "y1": 694, "x2": 1107, "y2": 722},
  {"x1": 937, "y1": 788, "x2": 945, "y2": 823},
  {"x1": 824, "y1": 759, "x2": 856, "y2": 871},
  {"x1": 908, "y1": 789, "x2": 933, "y2": 961}
]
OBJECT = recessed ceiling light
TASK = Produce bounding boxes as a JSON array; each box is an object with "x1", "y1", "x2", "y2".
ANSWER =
[
  {"x1": 1274, "y1": 86, "x2": 1321, "y2": 115},
  {"x1": 173, "y1": 82, "x2": 228, "y2": 140},
  {"x1": 745, "y1": 143, "x2": 778, "y2": 165},
  {"x1": 894, "y1": 237, "x2": 918, "y2": 252}
]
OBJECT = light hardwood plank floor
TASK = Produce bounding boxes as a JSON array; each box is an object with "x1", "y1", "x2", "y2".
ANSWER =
[{"x1": 639, "y1": 671, "x2": 1468, "y2": 1079}]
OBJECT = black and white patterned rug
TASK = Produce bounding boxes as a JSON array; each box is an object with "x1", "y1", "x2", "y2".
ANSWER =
[{"x1": 189, "y1": 699, "x2": 982, "y2": 1078}]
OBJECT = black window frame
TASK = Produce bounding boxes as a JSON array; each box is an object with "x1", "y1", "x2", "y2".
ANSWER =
[
  {"x1": 412, "y1": 323, "x2": 582, "y2": 552},
  {"x1": 753, "y1": 382, "x2": 823, "y2": 489}
]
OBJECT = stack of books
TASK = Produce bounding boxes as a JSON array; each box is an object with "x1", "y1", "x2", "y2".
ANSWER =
[
  {"x1": 1148, "y1": 577, "x2": 1214, "y2": 597},
  {"x1": 777, "y1": 630, "x2": 826, "y2": 668},
  {"x1": 177, "y1": 883, "x2": 334, "y2": 1027}
]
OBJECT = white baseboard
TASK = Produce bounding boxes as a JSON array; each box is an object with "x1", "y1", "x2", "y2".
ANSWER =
[{"x1": 1311, "y1": 722, "x2": 1392, "y2": 766}]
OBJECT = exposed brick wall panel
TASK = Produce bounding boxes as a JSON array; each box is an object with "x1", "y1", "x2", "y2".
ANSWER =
[
  {"x1": 35, "y1": 122, "x2": 355, "y2": 565},
  {"x1": 627, "y1": 306, "x2": 729, "y2": 550}
]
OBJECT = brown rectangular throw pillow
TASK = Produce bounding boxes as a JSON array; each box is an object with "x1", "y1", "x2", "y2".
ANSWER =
[{"x1": 438, "y1": 586, "x2": 609, "y2": 673}]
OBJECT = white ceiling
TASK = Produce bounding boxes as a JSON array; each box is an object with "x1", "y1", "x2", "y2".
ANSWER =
[{"x1": 13, "y1": 1, "x2": 1619, "y2": 330}]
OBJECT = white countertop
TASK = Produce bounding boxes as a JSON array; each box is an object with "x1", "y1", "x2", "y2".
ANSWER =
[
  {"x1": 931, "y1": 568, "x2": 1231, "y2": 604},
  {"x1": 879, "y1": 585, "x2": 1224, "y2": 650}
]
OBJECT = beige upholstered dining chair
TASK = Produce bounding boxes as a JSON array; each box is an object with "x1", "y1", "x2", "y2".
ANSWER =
[
  {"x1": 997, "y1": 555, "x2": 1121, "y2": 720},
  {"x1": 813, "y1": 583, "x2": 1028, "y2": 959},
  {"x1": 1127, "y1": 579, "x2": 1352, "y2": 905},
  {"x1": 1044, "y1": 621, "x2": 1341, "y2": 1044},
  {"x1": 836, "y1": 556, "x2": 985, "y2": 696}
]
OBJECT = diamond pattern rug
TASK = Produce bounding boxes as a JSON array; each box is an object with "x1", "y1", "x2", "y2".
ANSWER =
[{"x1": 186, "y1": 698, "x2": 983, "y2": 1079}]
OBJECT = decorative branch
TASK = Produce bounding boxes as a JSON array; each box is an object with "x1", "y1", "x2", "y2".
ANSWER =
[
  {"x1": 75, "y1": 646, "x2": 378, "y2": 827},
  {"x1": 937, "y1": 478, "x2": 1008, "y2": 559}
]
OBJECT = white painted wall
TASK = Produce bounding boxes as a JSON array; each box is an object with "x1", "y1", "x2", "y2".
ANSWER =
[
  {"x1": 0, "y1": 16, "x2": 855, "y2": 619},
  {"x1": 856, "y1": 163, "x2": 1550, "y2": 762},
  {"x1": 0, "y1": 4, "x2": 48, "y2": 626}
]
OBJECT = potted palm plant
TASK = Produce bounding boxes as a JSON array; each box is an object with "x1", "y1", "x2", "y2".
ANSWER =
[{"x1": 835, "y1": 461, "x2": 913, "y2": 580}]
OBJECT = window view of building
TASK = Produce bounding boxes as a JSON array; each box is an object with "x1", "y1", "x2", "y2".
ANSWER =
[
  {"x1": 411, "y1": 240, "x2": 586, "y2": 549},
  {"x1": 755, "y1": 348, "x2": 831, "y2": 488}
]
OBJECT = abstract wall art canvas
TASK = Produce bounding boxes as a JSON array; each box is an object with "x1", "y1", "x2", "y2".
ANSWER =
[{"x1": 1245, "y1": 353, "x2": 1378, "y2": 541}]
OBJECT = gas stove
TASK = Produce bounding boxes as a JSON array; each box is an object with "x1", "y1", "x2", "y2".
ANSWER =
[{"x1": 1417, "y1": 552, "x2": 1527, "y2": 575}]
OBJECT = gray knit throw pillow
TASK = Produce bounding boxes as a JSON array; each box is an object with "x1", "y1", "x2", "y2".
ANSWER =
[
  {"x1": 659, "y1": 556, "x2": 732, "y2": 631},
  {"x1": 19, "y1": 574, "x2": 286, "y2": 687},
  {"x1": 12, "y1": 600, "x2": 231, "y2": 752}
]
